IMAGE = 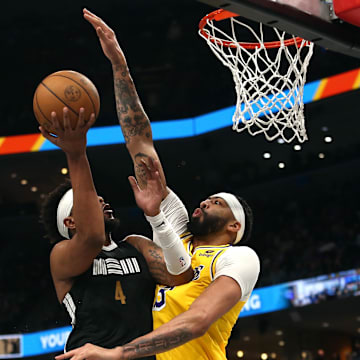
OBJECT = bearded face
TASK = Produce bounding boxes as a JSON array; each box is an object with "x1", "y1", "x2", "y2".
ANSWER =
[
  {"x1": 187, "y1": 209, "x2": 227, "y2": 236},
  {"x1": 104, "y1": 217, "x2": 121, "y2": 234}
]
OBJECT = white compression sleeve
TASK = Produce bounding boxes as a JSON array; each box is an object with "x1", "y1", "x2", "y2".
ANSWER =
[
  {"x1": 159, "y1": 189, "x2": 189, "y2": 235},
  {"x1": 146, "y1": 211, "x2": 191, "y2": 275}
]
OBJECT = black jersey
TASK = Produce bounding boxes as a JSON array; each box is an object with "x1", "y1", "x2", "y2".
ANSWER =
[{"x1": 63, "y1": 238, "x2": 155, "y2": 360}]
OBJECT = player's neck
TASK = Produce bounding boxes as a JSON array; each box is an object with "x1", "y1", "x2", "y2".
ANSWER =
[
  {"x1": 104, "y1": 232, "x2": 112, "y2": 246},
  {"x1": 192, "y1": 232, "x2": 230, "y2": 249}
]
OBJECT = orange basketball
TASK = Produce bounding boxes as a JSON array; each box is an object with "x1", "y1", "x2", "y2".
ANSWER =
[{"x1": 33, "y1": 70, "x2": 100, "y2": 133}]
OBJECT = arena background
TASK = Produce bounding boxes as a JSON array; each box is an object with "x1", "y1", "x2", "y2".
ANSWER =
[{"x1": 1, "y1": 0, "x2": 360, "y2": 359}]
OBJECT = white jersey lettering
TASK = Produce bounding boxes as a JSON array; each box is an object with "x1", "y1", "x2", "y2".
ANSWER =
[{"x1": 92, "y1": 257, "x2": 141, "y2": 276}]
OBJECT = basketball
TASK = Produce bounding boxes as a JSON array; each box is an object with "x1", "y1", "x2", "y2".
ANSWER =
[{"x1": 33, "y1": 70, "x2": 100, "y2": 133}]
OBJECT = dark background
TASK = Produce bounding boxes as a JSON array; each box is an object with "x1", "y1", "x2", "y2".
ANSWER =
[{"x1": 1, "y1": 1, "x2": 360, "y2": 359}]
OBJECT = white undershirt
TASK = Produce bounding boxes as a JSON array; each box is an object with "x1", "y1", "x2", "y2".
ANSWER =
[{"x1": 214, "y1": 246, "x2": 260, "y2": 301}]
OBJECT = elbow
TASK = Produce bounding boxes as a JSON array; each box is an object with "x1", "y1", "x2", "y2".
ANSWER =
[
  {"x1": 189, "y1": 310, "x2": 211, "y2": 338},
  {"x1": 168, "y1": 266, "x2": 194, "y2": 286}
]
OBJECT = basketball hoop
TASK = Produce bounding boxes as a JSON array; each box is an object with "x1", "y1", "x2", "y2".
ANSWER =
[{"x1": 199, "y1": 9, "x2": 314, "y2": 143}]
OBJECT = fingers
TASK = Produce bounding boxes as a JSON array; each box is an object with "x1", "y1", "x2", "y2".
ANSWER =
[
  {"x1": 67, "y1": 107, "x2": 95, "y2": 132},
  {"x1": 63, "y1": 107, "x2": 72, "y2": 130},
  {"x1": 128, "y1": 176, "x2": 141, "y2": 195},
  {"x1": 76, "y1": 108, "x2": 95, "y2": 130},
  {"x1": 96, "y1": 26, "x2": 108, "y2": 41},
  {"x1": 38, "y1": 126, "x2": 58, "y2": 146},
  {"x1": 51, "y1": 110, "x2": 64, "y2": 134},
  {"x1": 55, "y1": 349, "x2": 76, "y2": 359},
  {"x1": 140, "y1": 159, "x2": 151, "y2": 179},
  {"x1": 140, "y1": 158, "x2": 163, "y2": 184},
  {"x1": 152, "y1": 158, "x2": 162, "y2": 173},
  {"x1": 86, "y1": 112, "x2": 96, "y2": 129},
  {"x1": 83, "y1": 8, "x2": 110, "y2": 33},
  {"x1": 76, "y1": 107, "x2": 86, "y2": 129}
]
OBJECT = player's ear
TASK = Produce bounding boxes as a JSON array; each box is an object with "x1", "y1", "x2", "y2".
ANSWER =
[
  {"x1": 64, "y1": 216, "x2": 76, "y2": 230},
  {"x1": 227, "y1": 221, "x2": 241, "y2": 234}
]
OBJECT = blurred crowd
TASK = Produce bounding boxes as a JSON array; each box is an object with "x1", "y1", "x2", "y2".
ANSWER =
[{"x1": 252, "y1": 178, "x2": 360, "y2": 287}]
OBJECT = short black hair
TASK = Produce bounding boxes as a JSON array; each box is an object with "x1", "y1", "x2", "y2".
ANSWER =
[
  {"x1": 234, "y1": 195, "x2": 253, "y2": 245},
  {"x1": 40, "y1": 179, "x2": 72, "y2": 244}
]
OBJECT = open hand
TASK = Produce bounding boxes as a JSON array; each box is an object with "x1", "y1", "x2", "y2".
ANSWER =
[
  {"x1": 128, "y1": 158, "x2": 165, "y2": 217},
  {"x1": 83, "y1": 8, "x2": 126, "y2": 66},
  {"x1": 39, "y1": 107, "x2": 95, "y2": 156},
  {"x1": 55, "y1": 343, "x2": 123, "y2": 360}
]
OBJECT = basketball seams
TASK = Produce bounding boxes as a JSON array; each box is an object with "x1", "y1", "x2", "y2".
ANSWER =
[
  {"x1": 33, "y1": 70, "x2": 100, "y2": 134},
  {"x1": 40, "y1": 81, "x2": 80, "y2": 117},
  {"x1": 50, "y1": 74, "x2": 99, "y2": 116},
  {"x1": 34, "y1": 89, "x2": 52, "y2": 124}
]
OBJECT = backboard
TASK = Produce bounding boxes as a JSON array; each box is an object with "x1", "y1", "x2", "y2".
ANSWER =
[{"x1": 197, "y1": 0, "x2": 360, "y2": 59}]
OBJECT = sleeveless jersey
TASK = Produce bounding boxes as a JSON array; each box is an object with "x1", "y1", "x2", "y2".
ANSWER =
[
  {"x1": 152, "y1": 234, "x2": 248, "y2": 360},
  {"x1": 63, "y1": 239, "x2": 155, "y2": 360}
]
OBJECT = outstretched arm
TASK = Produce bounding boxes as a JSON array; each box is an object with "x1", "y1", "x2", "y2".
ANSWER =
[
  {"x1": 83, "y1": 8, "x2": 166, "y2": 192},
  {"x1": 84, "y1": 9, "x2": 192, "y2": 283},
  {"x1": 41, "y1": 108, "x2": 105, "y2": 301},
  {"x1": 55, "y1": 276, "x2": 242, "y2": 360}
]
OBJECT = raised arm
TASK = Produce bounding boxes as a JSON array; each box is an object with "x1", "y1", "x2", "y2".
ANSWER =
[
  {"x1": 127, "y1": 158, "x2": 192, "y2": 286},
  {"x1": 83, "y1": 8, "x2": 166, "y2": 192},
  {"x1": 41, "y1": 108, "x2": 105, "y2": 301},
  {"x1": 84, "y1": 9, "x2": 193, "y2": 284}
]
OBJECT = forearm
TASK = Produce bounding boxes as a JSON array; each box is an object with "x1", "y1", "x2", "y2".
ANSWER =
[
  {"x1": 146, "y1": 211, "x2": 191, "y2": 276},
  {"x1": 112, "y1": 62, "x2": 152, "y2": 146},
  {"x1": 121, "y1": 311, "x2": 202, "y2": 359},
  {"x1": 66, "y1": 152, "x2": 104, "y2": 241}
]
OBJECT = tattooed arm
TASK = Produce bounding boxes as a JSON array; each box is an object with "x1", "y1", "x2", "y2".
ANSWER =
[
  {"x1": 84, "y1": 9, "x2": 166, "y2": 192},
  {"x1": 127, "y1": 158, "x2": 193, "y2": 285},
  {"x1": 84, "y1": 8, "x2": 193, "y2": 283},
  {"x1": 125, "y1": 235, "x2": 192, "y2": 286},
  {"x1": 55, "y1": 276, "x2": 242, "y2": 360}
]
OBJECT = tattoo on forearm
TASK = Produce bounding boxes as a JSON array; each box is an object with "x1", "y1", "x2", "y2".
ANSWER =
[
  {"x1": 148, "y1": 243, "x2": 168, "y2": 285},
  {"x1": 115, "y1": 79, "x2": 140, "y2": 114},
  {"x1": 113, "y1": 64, "x2": 128, "y2": 77},
  {"x1": 113, "y1": 75, "x2": 151, "y2": 144},
  {"x1": 122, "y1": 329, "x2": 192, "y2": 358},
  {"x1": 134, "y1": 153, "x2": 152, "y2": 186},
  {"x1": 120, "y1": 113, "x2": 150, "y2": 144},
  {"x1": 135, "y1": 162, "x2": 147, "y2": 185}
]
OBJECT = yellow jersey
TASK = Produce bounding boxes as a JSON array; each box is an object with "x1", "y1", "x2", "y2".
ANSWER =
[{"x1": 152, "y1": 233, "x2": 248, "y2": 360}]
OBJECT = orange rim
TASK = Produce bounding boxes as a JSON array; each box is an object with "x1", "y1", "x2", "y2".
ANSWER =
[{"x1": 199, "y1": 9, "x2": 307, "y2": 49}]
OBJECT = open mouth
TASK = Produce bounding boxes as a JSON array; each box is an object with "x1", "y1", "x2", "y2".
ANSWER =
[
  {"x1": 192, "y1": 208, "x2": 203, "y2": 218},
  {"x1": 103, "y1": 204, "x2": 114, "y2": 218}
]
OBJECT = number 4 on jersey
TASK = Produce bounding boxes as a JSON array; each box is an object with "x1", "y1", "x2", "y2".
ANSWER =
[{"x1": 115, "y1": 280, "x2": 126, "y2": 304}]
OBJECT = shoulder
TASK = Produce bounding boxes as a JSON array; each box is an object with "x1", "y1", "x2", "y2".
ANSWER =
[
  {"x1": 123, "y1": 234, "x2": 158, "y2": 253},
  {"x1": 123, "y1": 234, "x2": 152, "y2": 242},
  {"x1": 215, "y1": 246, "x2": 260, "y2": 278},
  {"x1": 215, "y1": 246, "x2": 260, "y2": 300},
  {"x1": 220, "y1": 246, "x2": 260, "y2": 265},
  {"x1": 50, "y1": 239, "x2": 71, "y2": 259},
  {"x1": 223, "y1": 246, "x2": 259, "y2": 260}
]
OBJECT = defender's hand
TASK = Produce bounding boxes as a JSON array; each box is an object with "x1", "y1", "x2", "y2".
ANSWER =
[
  {"x1": 83, "y1": 8, "x2": 126, "y2": 66},
  {"x1": 55, "y1": 343, "x2": 123, "y2": 360},
  {"x1": 39, "y1": 107, "x2": 95, "y2": 157},
  {"x1": 128, "y1": 158, "x2": 165, "y2": 217}
]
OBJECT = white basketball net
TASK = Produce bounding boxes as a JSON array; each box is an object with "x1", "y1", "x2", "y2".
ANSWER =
[{"x1": 199, "y1": 15, "x2": 314, "y2": 143}]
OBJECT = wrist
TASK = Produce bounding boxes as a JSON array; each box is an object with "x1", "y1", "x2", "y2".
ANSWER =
[
  {"x1": 112, "y1": 59, "x2": 128, "y2": 72},
  {"x1": 65, "y1": 151, "x2": 87, "y2": 161},
  {"x1": 144, "y1": 208, "x2": 161, "y2": 217},
  {"x1": 113, "y1": 346, "x2": 124, "y2": 360},
  {"x1": 145, "y1": 210, "x2": 164, "y2": 225}
]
